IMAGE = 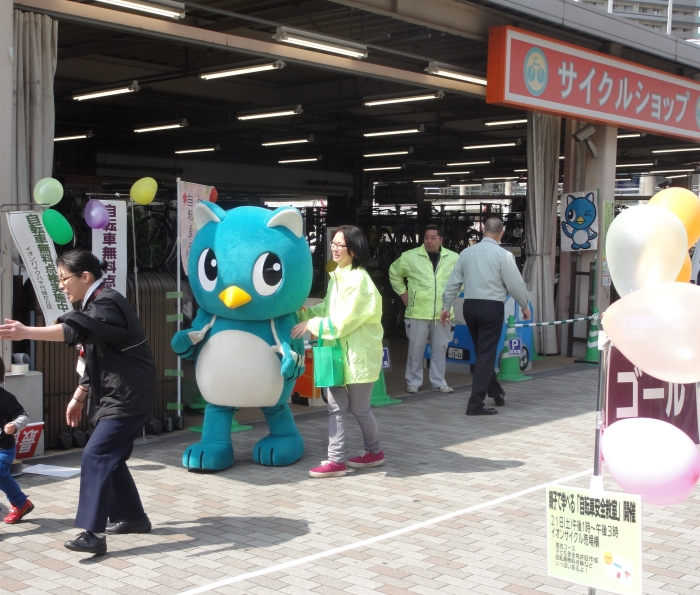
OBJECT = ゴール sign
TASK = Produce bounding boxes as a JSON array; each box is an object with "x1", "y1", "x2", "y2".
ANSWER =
[{"x1": 487, "y1": 26, "x2": 700, "y2": 141}]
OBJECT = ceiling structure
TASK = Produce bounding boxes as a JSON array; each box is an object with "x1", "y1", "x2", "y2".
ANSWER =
[{"x1": 46, "y1": 0, "x2": 700, "y2": 200}]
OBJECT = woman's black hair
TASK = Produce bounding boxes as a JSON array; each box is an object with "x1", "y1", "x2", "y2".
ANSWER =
[
  {"x1": 336, "y1": 225, "x2": 371, "y2": 270},
  {"x1": 56, "y1": 249, "x2": 108, "y2": 280}
]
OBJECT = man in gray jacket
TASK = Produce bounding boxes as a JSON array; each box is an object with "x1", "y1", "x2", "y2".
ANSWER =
[{"x1": 440, "y1": 217, "x2": 530, "y2": 416}]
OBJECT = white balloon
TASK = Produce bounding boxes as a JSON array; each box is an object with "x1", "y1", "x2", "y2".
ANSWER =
[
  {"x1": 602, "y1": 282, "x2": 700, "y2": 383},
  {"x1": 602, "y1": 418, "x2": 700, "y2": 506},
  {"x1": 606, "y1": 204, "x2": 687, "y2": 296}
]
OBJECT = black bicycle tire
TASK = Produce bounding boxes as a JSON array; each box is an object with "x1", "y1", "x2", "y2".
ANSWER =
[{"x1": 135, "y1": 215, "x2": 174, "y2": 271}]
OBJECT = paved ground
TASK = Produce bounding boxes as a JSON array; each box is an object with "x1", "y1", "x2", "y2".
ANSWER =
[{"x1": 1, "y1": 365, "x2": 699, "y2": 595}]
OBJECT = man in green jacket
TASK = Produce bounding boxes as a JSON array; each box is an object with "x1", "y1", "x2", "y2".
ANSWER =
[{"x1": 389, "y1": 225, "x2": 459, "y2": 394}]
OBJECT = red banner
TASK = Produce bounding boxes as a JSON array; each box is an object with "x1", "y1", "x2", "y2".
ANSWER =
[
  {"x1": 605, "y1": 347, "x2": 699, "y2": 443},
  {"x1": 487, "y1": 26, "x2": 700, "y2": 142},
  {"x1": 15, "y1": 422, "x2": 44, "y2": 460}
]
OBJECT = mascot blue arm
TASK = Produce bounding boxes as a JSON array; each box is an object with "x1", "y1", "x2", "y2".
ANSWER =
[{"x1": 175, "y1": 202, "x2": 313, "y2": 472}]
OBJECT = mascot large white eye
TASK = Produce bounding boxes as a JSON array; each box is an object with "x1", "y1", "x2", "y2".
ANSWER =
[
  {"x1": 253, "y1": 252, "x2": 282, "y2": 296},
  {"x1": 198, "y1": 248, "x2": 218, "y2": 292}
]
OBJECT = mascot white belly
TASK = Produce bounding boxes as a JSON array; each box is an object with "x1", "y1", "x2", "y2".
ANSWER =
[
  {"x1": 196, "y1": 330, "x2": 283, "y2": 407},
  {"x1": 573, "y1": 228, "x2": 590, "y2": 245}
]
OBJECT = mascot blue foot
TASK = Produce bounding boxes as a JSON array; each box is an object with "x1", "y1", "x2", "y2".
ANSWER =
[
  {"x1": 253, "y1": 404, "x2": 304, "y2": 466},
  {"x1": 183, "y1": 404, "x2": 235, "y2": 471}
]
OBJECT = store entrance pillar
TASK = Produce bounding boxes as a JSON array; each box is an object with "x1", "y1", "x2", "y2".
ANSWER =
[{"x1": 0, "y1": 0, "x2": 14, "y2": 367}]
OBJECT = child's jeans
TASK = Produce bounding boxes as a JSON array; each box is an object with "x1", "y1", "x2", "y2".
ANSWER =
[{"x1": 0, "y1": 447, "x2": 27, "y2": 508}]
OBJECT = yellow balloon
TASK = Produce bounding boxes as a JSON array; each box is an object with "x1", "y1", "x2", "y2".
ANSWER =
[
  {"x1": 649, "y1": 187, "x2": 700, "y2": 248},
  {"x1": 130, "y1": 177, "x2": 158, "y2": 206},
  {"x1": 676, "y1": 252, "x2": 692, "y2": 282}
]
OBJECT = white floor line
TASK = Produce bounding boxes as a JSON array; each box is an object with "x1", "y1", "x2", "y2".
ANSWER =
[{"x1": 175, "y1": 467, "x2": 593, "y2": 595}]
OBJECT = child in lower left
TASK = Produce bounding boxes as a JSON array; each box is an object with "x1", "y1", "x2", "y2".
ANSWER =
[{"x1": 0, "y1": 358, "x2": 33, "y2": 524}]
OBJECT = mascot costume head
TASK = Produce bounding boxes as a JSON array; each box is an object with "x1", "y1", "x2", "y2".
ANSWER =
[{"x1": 172, "y1": 203, "x2": 312, "y2": 471}]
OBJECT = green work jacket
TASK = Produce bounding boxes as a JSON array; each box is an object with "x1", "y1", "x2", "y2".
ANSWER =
[
  {"x1": 300, "y1": 264, "x2": 383, "y2": 384},
  {"x1": 389, "y1": 244, "x2": 459, "y2": 321}
]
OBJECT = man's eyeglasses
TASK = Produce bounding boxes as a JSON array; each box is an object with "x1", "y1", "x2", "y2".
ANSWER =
[
  {"x1": 58, "y1": 272, "x2": 83, "y2": 284},
  {"x1": 330, "y1": 242, "x2": 347, "y2": 250}
]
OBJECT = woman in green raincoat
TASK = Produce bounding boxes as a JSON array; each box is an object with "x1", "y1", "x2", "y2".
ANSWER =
[{"x1": 292, "y1": 225, "x2": 384, "y2": 478}]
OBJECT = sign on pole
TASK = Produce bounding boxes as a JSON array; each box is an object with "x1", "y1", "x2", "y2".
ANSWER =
[
  {"x1": 488, "y1": 26, "x2": 700, "y2": 142},
  {"x1": 92, "y1": 200, "x2": 127, "y2": 297},
  {"x1": 6, "y1": 212, "x2": 71, "y2": 324},
  {"x1": 177, "y1": 181, "x2": 215, "y2": 273},
  {"x1": 606, "y1": 346, "x2": 699, "y2": 443},
  {"x1": 560, "y1": 190, "x2": 598, "y2": 252},
  {"x1": 547, "y1": 485, "x2": 642, "y2": 595}
]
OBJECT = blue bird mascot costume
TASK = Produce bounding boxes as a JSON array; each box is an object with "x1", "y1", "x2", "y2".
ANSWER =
[{"x1": 171, "y1": 203, "x2": 312, "y2": 471}]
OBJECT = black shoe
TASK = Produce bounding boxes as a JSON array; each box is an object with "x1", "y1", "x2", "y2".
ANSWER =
[
  {"x1": 491, "y1": 391, "x2": 506, "y2": 407},
  {"x1": 105, "y1": 516, "x2": 152, "y2": 535},
  {"x1": 64, "y1": 531, "x2": 107, "y2": 555},
  {"x1": 466, "y1": 406, "x2": 498, "y2": 416}
]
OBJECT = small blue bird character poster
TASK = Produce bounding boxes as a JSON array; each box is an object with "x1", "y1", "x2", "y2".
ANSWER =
[{"x1": 560, "y1": 190, "x2": 599, "y2": 251}]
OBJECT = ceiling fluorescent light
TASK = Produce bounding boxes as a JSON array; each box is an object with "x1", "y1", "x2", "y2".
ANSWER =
[
  {"x1": 650, "y1": 168, "x2": 694, "y2": 173},
  {"x1": 134, "y1": 119, "x2": 187, "y2": 133},
  {"x1": 446, "y1": 161, "x2": 490, "y2": 166},
  {"x1": 450, "y1": 183, "x2": 482, "y2": 187},
  {"x1": 615, "y1": 162, "x2": 654, "y2": 168},
  {"x1": 94, "y1": 0, "x2": 185, "y2": 18},
  {"x1": 664, "y1": 174, "x2": 693, "y2": 179},
  {"x1": 238, "y1": 105, "x2": 302, "y2": 120},
  {"x1": 425, "y1": 61, "x2": 487, "y2": 85},
  {"x1": 73, "y1": 80, "x2": 138, "y2": 101},
  {"x1": 617, "y1": 133, "x2": 641, "y2": 139},
  {"x1": 433, "y1": 171, "x2": 470, "y2": 175},
  {"x1": 200, "y1": 61, "x2": 285, "y2": 80},
  {"x1": 463, "y1": 142, "x2": 516, "y2": 150},
  {"x1": 54, "y1": 131, "x2": 93, "y2": 142},
  {"x1": 484, "y1": 176, "x2": 519, "y2": 180},
  {"x1": 175, "y1": 144, "x2": 220, "y2": 155},
  {"x1": 363, "y1": 91, "x2": 444, "y2": 107},
  {"x1": 279, "y1": 156, "x2": 321, "y2": 164},
  {"x1": 364, "y1": 150, "x2": 411, "y2": 157},
  {"x1": 364, "y1": 166, "x2": 402, "y2": 171},
  {"x1": 363, "y1": 125, "x2": 424, "y2": 138},
  {"x1": 484, "y1": 119, "x2": 528, "y2": 126},
  {"x1": 273, "y1": 27, "x2": 368, "y2": 59},
  {"x1": 262, "y1": 135, "x2": 313, "y2": 147},
  {"x1": 414, "y1": 179, "x2": 445, "y2": 183},
  {"x1": 514, "y1": 169, "x2": 527, "y2": 172},
  {"x1": 652, "y1": 147, "x2": 700, "y2": 154}
]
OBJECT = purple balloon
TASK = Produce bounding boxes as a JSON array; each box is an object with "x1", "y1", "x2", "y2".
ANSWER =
[{"x1": 84, "y1": 199, "x2": 110, "y2": 229}]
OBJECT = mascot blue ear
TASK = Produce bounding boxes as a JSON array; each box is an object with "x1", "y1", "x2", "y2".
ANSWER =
[
  {"x1": 194, "y1": 202, "x2": 226, "y2": 231},
  {"x1": 267, "y1": 207, "x2": 303, "y2": 238}
]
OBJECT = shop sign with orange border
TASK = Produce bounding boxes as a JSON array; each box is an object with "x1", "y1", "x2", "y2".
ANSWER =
[{"x1": 487, "y1": 26, "x2": 700, "y2": 141}]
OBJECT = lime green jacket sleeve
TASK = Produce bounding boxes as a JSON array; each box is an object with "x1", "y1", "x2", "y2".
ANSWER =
[
  {"x1": 388, "y1": 255, "x2": 408, "y2": 296},
  {"x1": 297, "y1": 289, "x2": 330, "y2": 323}
]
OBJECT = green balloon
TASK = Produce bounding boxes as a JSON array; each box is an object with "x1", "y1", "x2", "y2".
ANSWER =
[
  {"x1": 42, "y1": 209, "x2": 74, "y2": 245},
  {"x1": 33, "y1": 178, "x2": 64, "y2": 206}
]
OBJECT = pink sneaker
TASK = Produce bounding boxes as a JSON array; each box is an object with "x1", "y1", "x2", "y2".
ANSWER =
[
  {"x1": 309, "y1": 460, "x2": 347, "y2": 478},
  {"x1": 347, "y1": 450, "x2": 385, "y2": 469}
]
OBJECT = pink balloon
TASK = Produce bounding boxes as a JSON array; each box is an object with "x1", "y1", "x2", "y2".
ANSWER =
[
  {"x1": 84, "y1": 199, "x2": 109, "y2": 229},
  {"x1": 602, "y1": 418, "x2": 700, "y2": 506}
]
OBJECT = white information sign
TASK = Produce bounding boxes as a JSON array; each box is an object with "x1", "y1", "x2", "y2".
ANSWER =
[
  {"x1": 178, "y1": 180, "x2": 214, "y2": 272},
  {"x1": 91, "y1": 200, "x2": 127, "y2": 297},
  {"x1": 6, "y1": 212, "x2": 71, "y2": 324}
]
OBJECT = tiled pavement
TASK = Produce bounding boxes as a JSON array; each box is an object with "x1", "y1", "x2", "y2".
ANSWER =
[{"x1": 1, "y1": 365, "x2": 699, "y2": 595}]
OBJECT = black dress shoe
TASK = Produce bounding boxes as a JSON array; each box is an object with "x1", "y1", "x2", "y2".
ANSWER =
[
  {"x1": 64, "y1": 531, "x2": 107, "y2": 555},
  {"x1": 491, "y1": 391, "x2": 506, "y2": 406},
  {"x1": 466, "y1": 406, "x2": 498, "y2": 416},
  {"x1": 106, "y1": 516, "x2": 152, "y2": 535}
]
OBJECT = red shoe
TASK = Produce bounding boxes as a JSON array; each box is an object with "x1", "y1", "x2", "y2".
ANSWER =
[
  {"x1": 347, "y1": 450, "x2": 385, "y2": 468},
  {"x1": 309, "y1": 460, "x2": 346, "y2": 478},
  {"x1": 4, "y1": 499, "x2": 34, "y2": 524}
]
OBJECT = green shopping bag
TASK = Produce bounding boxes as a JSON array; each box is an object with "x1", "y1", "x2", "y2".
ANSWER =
[{"x1": 313, "y1": 319, "x2": 344, "y2": 388}]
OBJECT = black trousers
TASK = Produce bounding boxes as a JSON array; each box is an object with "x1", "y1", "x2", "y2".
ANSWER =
[
  {"x1": 463, "y1": 299, "x2": 504, "y2": 411},
  {"x1": 75, "y1": 413, "x2": 150, "y2": 533}
]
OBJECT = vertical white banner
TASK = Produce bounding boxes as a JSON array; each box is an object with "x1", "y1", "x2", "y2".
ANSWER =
[
  {"x1": 6, "y1": 212, "x2": 71, "y2": 324},
  {"x1": 178, "y1": 180, "x2": 214, "y2": 273},
  {"x1": 92, "y1": 200, "x2": 127, "y2": 297}
]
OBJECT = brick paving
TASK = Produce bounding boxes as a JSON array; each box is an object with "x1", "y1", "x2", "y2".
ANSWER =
[{"x1": 1, "y1": 365, "x2": 698, "y2": 595}]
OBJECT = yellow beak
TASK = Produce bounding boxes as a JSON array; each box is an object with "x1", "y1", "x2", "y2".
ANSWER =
[
  {"x1": 576, "y1": 216, "x2": 584, "y2": 225},
  {"x1": 219, "y1": 286, "x2": 252, "y2": 309}
]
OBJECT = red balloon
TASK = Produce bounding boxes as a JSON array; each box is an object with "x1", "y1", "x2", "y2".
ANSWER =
[{"x1": 209, "y1": 187, "x2": 218, "y2": 203}]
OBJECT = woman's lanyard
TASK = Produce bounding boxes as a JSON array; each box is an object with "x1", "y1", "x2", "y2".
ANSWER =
[{"x1": 76, "y1": 283, "x2": 105, "y2": 377}]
